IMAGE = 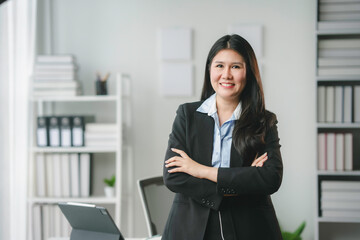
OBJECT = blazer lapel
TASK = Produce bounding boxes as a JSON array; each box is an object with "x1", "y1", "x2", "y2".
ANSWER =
[
  {"x1": 230, "y1": 144, "x2": 243, "y2": 167},
  {"x1": 194, "y1": 112, "x2": 214, "y2": 167}
]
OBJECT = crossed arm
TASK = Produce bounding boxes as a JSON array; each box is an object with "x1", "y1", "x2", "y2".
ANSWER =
[{"x1": 165, "y1": 148, "x2": 268, "y2": 183}]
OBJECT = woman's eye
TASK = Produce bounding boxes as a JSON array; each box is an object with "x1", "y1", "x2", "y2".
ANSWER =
[
  {"x1": 215, "y1": 64, "x2": 223, "y2": 68},
  {"x1": 232, "y1": 65, "x2": 241, "y2": 69}
]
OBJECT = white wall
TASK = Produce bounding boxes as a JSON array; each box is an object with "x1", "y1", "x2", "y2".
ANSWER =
[{"x1": 48, "y1": 0, "x2": 316, "y2": 239}]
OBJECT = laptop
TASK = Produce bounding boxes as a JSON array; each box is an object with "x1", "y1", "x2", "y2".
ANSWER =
[{"x1": 58, "y1": 202, "x2": 125, "y2": 240}]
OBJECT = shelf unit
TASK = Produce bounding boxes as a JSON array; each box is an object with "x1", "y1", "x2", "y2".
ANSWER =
[
  {"x1": 315, "y1": 1, "x2": 360, "y2": 239},
  {"x1": 27, "y1": 73, "x2": 133, "y2": 240}
]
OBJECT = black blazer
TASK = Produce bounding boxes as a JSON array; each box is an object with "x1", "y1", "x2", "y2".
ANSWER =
[{"x1": 162, "y1": 101, "x2": 283, "y2": 240}]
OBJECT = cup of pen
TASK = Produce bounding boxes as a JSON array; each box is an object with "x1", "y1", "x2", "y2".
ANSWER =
[{"x1": 95, "y1": 72, "x2": 109, "y2": 95}]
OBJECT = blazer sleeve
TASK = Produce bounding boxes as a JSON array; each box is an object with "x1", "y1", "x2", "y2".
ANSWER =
[
  {"x1": 217, "y1": 120, "x2": 283, "y2": 196},
  {"x1": 163, "y1": 104, "x2": 222, "y2": 210}
]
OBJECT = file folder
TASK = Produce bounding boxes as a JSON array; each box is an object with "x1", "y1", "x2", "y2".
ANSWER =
[
  {"x1": 60, "y1": 116, "x2": 72, "y2": 147},
  {"x1": 72, "y1": 116, "x2": 94, "y2": 147},
  {"x1": 36, "y1": 116, "x2": 49, "y2": 146},
  {"x1": 49, "y1": 116, "x2": 61, "y2": 147}
]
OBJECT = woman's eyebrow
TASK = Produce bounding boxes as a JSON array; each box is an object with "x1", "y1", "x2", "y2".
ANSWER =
[{"x1": 213, "y1": 60, "x2": 244, "y2": 64}]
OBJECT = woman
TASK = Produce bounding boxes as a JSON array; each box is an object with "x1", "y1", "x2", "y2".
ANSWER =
[{"x1": 163, "y1": 34, "x2": 283, "y2": 240}]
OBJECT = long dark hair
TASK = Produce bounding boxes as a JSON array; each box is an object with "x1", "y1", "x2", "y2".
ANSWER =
[{"x1": 201, "y1": 34, "x2": 274, "y2": 164}]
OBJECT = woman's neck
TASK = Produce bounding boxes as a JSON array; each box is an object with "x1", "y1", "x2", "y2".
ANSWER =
[{"x1": 216, "y1": 96, "x2": 239, "y2": 126}]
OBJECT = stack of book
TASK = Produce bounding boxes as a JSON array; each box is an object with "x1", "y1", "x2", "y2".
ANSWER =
[
  {"x1": 317, "y1": 85, "x2": 360, "y2": 123},
  {"x1": 85, "y1": 123, "x2": 117, "y2": 148},
  {"x1": 321, "y1": 180, "x2": 360, "y2": 219},
  {"x1": 33, "y1": 55, "x2": 81, "y2": 97},
  {"x1": 317, "y1": 38, "x2": 360, "y2": 76},
  {"x1": 318, "y1": 0, "x2": 360, "y2": 27},
  {"x1": 35, "y1": 153, "x2": 92, "y2": 198},
  {"x1": 32, "y1": 204, "x2": 71, "y2": 240},
  {"x1": 318, "y1": 132, "x2": 353, "y2": 171}
]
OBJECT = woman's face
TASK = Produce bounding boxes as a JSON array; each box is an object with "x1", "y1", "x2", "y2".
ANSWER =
[{"x1": 210, "y1": 49, "x2": 247, "y2": 104}]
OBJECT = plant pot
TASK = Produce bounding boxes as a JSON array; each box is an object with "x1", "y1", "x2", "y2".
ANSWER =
[{"x1": 104, "y1": 186, "x2": 115, "y2": 198}]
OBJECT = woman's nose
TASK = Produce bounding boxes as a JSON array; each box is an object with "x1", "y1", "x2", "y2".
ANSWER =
[{"x1": 222, "y1": 67, "x2": 232, "y2": 79}]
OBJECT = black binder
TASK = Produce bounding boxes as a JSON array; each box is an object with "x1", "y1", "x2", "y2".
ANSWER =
[
  {"x1": 60, "y1": 116, "x2": 72, "y2": 147},
  {"x1": 72, "y1": 116, "x2": 95, "y2": 147},
  {"x1": 48, "y1": 116, "x2": 61, "y2": 147},
  {"x1": 36, "y1": 116, "x2": 49, "y2": 147},
  {"x1": 58, "y1": 202, "x2": 124, "y2": 240}
]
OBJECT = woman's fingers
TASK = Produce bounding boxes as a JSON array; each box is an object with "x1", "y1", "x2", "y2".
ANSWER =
[
  {"x1": 171, "y1": 148, "x2": 189, "y2": 158},
  {"x1": 251, "y1": 152, "x2": 268, "y2": 167}
]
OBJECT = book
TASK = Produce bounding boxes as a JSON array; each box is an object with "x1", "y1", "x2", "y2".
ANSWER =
[
  {"x1": 327, "y1": 133, "x2": 336, "y2": 171},
  {"x1": 318, "y1": 133, "x2": 327, "y2": 170},
  {"x1": 85, "y1": 123, "x2": 117, "y2": 133},
  {"x1": 318, "y1": 39, "x2": 360, "y2": 49},
  {"x1": 69, "y1": 153, "x2": 80, "y2": 197},
  {"x1": 317, "y1": 86, "x2": 326, "y2": 122},
  {"x1": 32, "y1": 204, "x2": 42, "y2": 240},
  {"x1": 326, "y1": 86, "x2": 335, "y2": 122},
  {"x1": 344, "y1": 133, "x2": 353, "y2": 170},
  {"x1": 318, "y1": 67, "x2": 360, "y2": 76},
  {"x1": 35, "y1": 63, "x2": 76, "y2": 71},
  {"x1": 33, "y1": 80, "x2": 79, "y2": 89},
  {"x1": 322, "y1": 191, "x2": 360, "y2": 200},
  {"x1": 335, "y1": 133, "x2": 344, "y2": 171},
  {"x1": 61, "y1": 154, "x2": 71, "y2": 197},
  {"x1": 80, "y1": 153, "x2": 91, "y2": 197},
  {"x1": 355, "y1": 86, "x2": 360, "y2": 122},
  {"x1": 34, "y1": 73, "x2": 76, "y2": 80},
  {"x1": 42, "y1": 205, "x2": 51, "y2": 240},
  {"x1": 322, "y1": 180, "x2": 360, "y2": 191},
  {"x1": 84, "y1": 132, "x2": 117, "y2": 141},
  {"x1": 33, "y1": 89, "x2": 79, "y2": 97},
  {"x1": 322, "y1": 209, "x2": 360, "y2": 218},
  {"x1": 334, "y1": 86, "x2": 343, "y2": 123},
  {"x1": 318, "y1": 57, "x2": 360, "y2": 67},
  {"x1": 318, "y1": 49, "x2": 360, "y2": 58},
  {"x1": 45, "y1": 153, "x2": 53, "y2": 197},
  {"x1": 72, "y1": 116, "x2": 95, "y2": 147},
  {"x1": 321, "y1": 199, "x2": 360, "y2": 210},
  {"x1": 343, "y1": 86, "x2": 352, "y2": 123},
  {"x1": 52, "y1": 153, "x2": 62, "y2": 197},
  {"x1": 37, "y1": 55, "x2": 74, "y2": 63},
  {"x1": 319, "y1": 3, "x2": 360, "y2": 12},
  {"x1": 35, "y1": 153, "x2": 46, "y2": 197},
  {"x1": 319, "y1": 12, "x2": 360, "y2": 21},
  {"x1": 318, "y1": 21, "x2": 360, "y2": 30}
]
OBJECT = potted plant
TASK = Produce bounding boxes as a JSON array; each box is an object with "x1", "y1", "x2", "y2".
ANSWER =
[
  {"x1": 103, "y1": 175, "x2": 115, "y2": 197},
  {"x1": 281, "y1": 221, "x2": 306, "y2": 240}
]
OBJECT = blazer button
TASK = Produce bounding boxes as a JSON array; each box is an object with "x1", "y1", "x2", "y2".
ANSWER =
[
  {"x1": 201, "y1": 198, "x2": 206, "y2": 204},
  {"x1": 210, "y1": 202, "x2": 214, "y2": 207}
]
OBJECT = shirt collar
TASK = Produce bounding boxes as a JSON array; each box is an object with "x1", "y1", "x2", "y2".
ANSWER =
[{"x1": 197, "y1": 93, "x2": 242, "y2": 120}]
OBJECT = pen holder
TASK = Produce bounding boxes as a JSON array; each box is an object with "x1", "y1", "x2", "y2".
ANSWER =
[{"x1": 95, "y1": 80, "x2": 107, "y2": 95}]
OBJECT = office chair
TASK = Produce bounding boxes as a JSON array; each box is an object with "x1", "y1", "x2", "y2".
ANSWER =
[{"x1": 137, "y1": 176, "x2": 175, "y2": 237}]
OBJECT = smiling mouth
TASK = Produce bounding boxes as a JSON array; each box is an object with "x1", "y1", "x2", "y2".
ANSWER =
[{"x1": 220, "y1": 83, "x2": 235, "y2": 87}]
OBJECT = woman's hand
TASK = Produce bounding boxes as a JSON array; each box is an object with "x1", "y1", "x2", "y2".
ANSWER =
[
  {"x1": 251, "y1": 152, "x2": 268, "y2": 167},
  {"x1": 165, "y1": 148, "x2": 218, "y2": 182}
]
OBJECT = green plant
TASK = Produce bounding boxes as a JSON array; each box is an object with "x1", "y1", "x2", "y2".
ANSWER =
[
  {"x1": 281, "y1": 221, "x2": 306, "y2": 240},
  {"x1": 103, "y1": 175, "x2": 116, "y2": 187}
]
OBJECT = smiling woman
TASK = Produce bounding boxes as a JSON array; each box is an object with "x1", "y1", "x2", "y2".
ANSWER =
[{"x1": 163, "y1": 34, "x2": 283, "y2": 240}]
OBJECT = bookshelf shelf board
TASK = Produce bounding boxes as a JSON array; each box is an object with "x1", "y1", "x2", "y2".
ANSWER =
[
  {"x1": 317, "y1": 123, "x2": 360, "y2": 128},
  {"x1": 29, "y1": 197, "x2": 117, "y2": 204},
  {"x1": 31, "y1": 95, "x2": 117, "y2": 102},
  {"x1": 32, "y1": 146, "x2": 117, "y2": 153},
  {"x1": 316, "y1": 76, "x2": 360, "y2": 81},
  {"x1": 317, "y1": 170, "x2": 360, "y2": 176},
  {"x1": 317, "y1": 217, "x2": 360, "y2": 223}
]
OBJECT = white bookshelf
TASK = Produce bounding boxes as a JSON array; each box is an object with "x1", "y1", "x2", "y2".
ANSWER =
[
  {"x1": 315, "y1": 0, "x2": 360, "y2": 239},
  {"x1": 27, "y1": 73, "x2": 133, "y2": 240}
]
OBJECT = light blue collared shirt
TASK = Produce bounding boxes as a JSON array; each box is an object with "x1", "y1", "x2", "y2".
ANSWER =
[{"x1": 197, "y1": 93, "x2": 241, "y2": 168}]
